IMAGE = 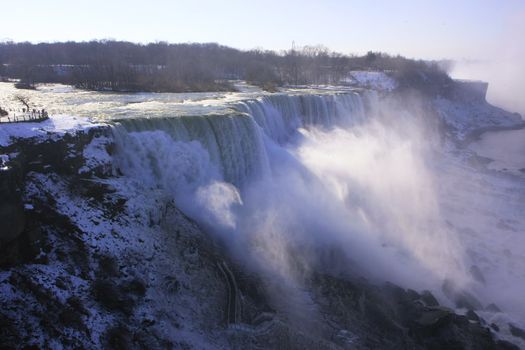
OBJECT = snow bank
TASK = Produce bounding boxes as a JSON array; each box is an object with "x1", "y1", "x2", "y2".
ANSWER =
[
  {"x1": 78, "y1": 135, "x2": 113, "y2": 175},
  {"x1": 0, "y1": 114, "x2": 102, "y2": 147},
  {"x1": 0, "y1": 154, "x2": 8, "y2": 170},
  {"x1": 348, "y1": 71, "x2": 398, "y2": 91},
  {"x1": 434, "y1": 97, "x2": 524, "y2": 141}
]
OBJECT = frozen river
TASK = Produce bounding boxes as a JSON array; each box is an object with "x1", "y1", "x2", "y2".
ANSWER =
[{"x1": 470, "y1": 127, "x2": 525, "y2": 176}]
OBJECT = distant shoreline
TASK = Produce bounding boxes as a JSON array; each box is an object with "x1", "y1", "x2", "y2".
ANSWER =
[{"x1": 462, "y1": 121, "x2": 525, "y2": 148}]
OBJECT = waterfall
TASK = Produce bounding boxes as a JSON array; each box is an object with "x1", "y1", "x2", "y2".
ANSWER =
[
  {"x1": 107, "y1": 89, "x2": 525, "y2": 338},
  {"x1": 236, "y1": 92, "x2": 366, "y2": 144},
  {"x1": 112, "y1": 91, "x2": 367, "y2": 188}
]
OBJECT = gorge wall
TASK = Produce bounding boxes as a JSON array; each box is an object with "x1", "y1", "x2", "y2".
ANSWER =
[{"x1": 1, "y1": 85, "x2": 524, "y2": 349}]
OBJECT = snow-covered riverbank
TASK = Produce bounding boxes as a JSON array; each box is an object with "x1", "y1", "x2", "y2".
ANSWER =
[
  {"x1": 0, "y1": 114, "x2": 104, "y2": 147},
  {"x1": 1, "y1": 79, "x2": 525, "y2": 349},
  {"x1": 469, "y1": 127, "x2": 525, "y2": 176}
]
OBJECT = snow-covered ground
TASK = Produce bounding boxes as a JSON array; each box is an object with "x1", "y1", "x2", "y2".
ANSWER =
[
  {"x1": 2, "y1": 79, "x2": 525, "y2": 348},
  {"x1": 346, "y1": 71, "x2": 398, "y2": 91},
  {"x1": 0, "y1": 82, "x2": 354, "y2": 127},
  {"x1": 0, "y1": 133, "x2": 231, "y2": 348},
  {"x1": 0, "y1": 114, "x2": 103, "y2": 147},
  {"x1": 435, "y1": 97, "x2": 523, "y2": 141}
]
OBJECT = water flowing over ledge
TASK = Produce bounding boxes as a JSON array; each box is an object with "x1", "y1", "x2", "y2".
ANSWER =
[
  {"x1": 2, "y1": 85, "x2": 525, "y2": 348},
  {"x1": 112, "y1": 91, "x2": 368, "y2": 187}
]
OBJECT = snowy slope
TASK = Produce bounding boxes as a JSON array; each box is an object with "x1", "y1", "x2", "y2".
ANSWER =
[
  {"x1": 435, "y1": 97, "x2": 524, "y2": 141},
  {"x1": 347, "y1": 71, "x2": 398, "y2": 91},
  {"x1": 0, "y1": 114, "x2": 103, "y2": 147}
]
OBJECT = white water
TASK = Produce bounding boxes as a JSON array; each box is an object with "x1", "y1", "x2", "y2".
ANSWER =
[{"x1": 111, "y1": 91, "x2": 525, "y2": 343}]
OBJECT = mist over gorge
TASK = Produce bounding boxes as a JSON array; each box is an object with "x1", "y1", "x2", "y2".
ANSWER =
[
  {"x1": 1, "y1": 5, "x2": 525, "y2": 344},
  {"x1": 2, "y1": 69, "x2": 524, "y2": 348},
  {"x1": 450, "y1": 10, "x2": 525, "y2": 118},
  {"x1": 113, "y1": 92, "x2": 457, "y2": 288}
]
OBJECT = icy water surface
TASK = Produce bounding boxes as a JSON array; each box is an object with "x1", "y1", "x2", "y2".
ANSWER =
[
  {"x1": 470, "y1": 128, "x2": 525, "y2": 176},
  {"x1": 0, "y1": 82, "x2": 354, "y2": 122}
]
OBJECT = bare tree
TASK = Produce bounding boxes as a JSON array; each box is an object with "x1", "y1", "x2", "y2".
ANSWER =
[
  {"x1": 0, "y1": 41, "x2": 450, "y2": 93},
  {"x1": 14, "y1": 94, "x2": 31, "y2": 111}
]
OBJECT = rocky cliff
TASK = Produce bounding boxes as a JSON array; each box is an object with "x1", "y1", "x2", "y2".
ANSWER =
[{"x1": 0, "y1": 89, "x2": 523, "y2": 349}]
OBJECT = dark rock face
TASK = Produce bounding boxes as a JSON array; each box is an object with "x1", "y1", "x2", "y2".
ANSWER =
[
  {"x1": 453, "y1": 80, "x2": 489, "y2": 103},
  {"x1": 309, "y1": 274, "x2": 509, "y2": 350},
  {"x1": 466, "y1": 309, "x2": 480, "y2": 323},
  {"x1": 0, "y1": 161, "x2": 48, "y2": 269},
  {"x1": 0, "y1": 178, "x2": 214, "y2": 349},
  {"x1": 469, "y1": 265, "x2": 486, "y2": 284},
  {"x1": 0, "y1": 164, "x2": 25, "y2": 246},
  {"x1": 0, "y1": 133, "x2": 230, "y2": 349},
  {"x1": 497, "y1": 340, "x2": 521, "y2": 350},
  {"x1": 509, "y1": 324, "x2": 525, "y2": 341},
  {"x1": 420, "y1": 290, "x2": 440, "y2": 307},
  {"x1": 0, "y1": 127, "x2": 519, "y2": 349},
  {"x1": 487, "y1": 303, "x2": 502, "y2": 313},
  {"x1": 0, "y1": 126, "x2": 111, "y2": 266},
  {"x1": 442, "y1": 279, "x2": 483, "y2": 310}
]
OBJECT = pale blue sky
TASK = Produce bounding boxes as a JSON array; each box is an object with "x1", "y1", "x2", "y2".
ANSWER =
[{"x1": 2, "y1": 0, "x2": 524, "y2": 60}]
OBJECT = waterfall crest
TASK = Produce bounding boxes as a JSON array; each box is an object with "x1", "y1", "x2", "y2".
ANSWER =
[{"x1": 112, "y1": 92, "x2": 367, "y2": 187}]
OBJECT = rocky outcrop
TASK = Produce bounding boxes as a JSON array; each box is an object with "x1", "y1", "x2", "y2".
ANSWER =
[
  {"x1": 307, "y1": 274, "x2": 515, "y2": 349},
  {"x1": 0, "y1": 126, "x2": 111, "y2": 177},
  {"x1": 453, "y1": 80, "x2": 488, "y2": 103},
  {"x1": 0, "y1": 125, "x2": 111, "y2": 267},
  {"x1": 0, "y1": 163, "x2": 24, "y2": 247},
  {"x1": 0, "y1": 113, "x2": 520, "y2": 349}
]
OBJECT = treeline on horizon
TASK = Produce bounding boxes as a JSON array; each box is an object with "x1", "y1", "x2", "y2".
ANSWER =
[{"x1": 0, "y1": 41, "x2": 452, "y2": 93}]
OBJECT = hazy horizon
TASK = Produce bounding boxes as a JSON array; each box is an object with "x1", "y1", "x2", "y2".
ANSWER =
[
  {"x1": 2, "y1": 0, "x2": 524, "y2": 115},
  {"x1": 2, "y1": 0, "x2": 524, "y2": 61}
]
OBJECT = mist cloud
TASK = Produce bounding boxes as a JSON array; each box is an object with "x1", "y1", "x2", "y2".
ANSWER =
[{"x1": 451, "y1": 11, "x2": 525, "y2": 117}]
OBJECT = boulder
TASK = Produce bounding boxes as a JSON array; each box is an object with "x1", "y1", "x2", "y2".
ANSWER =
[
  {"x1": 466, "y1": 310, "x2": 480, "y2": 323},
  {"x1": 416, "y1": 308, "x2": 452, "y2": 328},
  {"x1": 509, "y1": 324, "x2": 525, "y2": 340},
  {"x1": 486, "y1": 303, "x2": 502, "y2": 313},
  {"x1": 442, "y1": 279, "x2": 483, "y2": 310},
  {"x1": 421, "y1": 290, "x2": 440, "y2": 307},
  {"x1": 469, "y1": 265, "x2": 486, "y2": 284}
]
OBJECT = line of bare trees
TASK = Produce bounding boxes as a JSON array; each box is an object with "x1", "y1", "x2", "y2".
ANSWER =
[
  {"x1": 0, "y1": 94, "x2": 49, "y2": 123},
  {"x1": 0, "y1": 41, "x2": 451, "y2": 93}
]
